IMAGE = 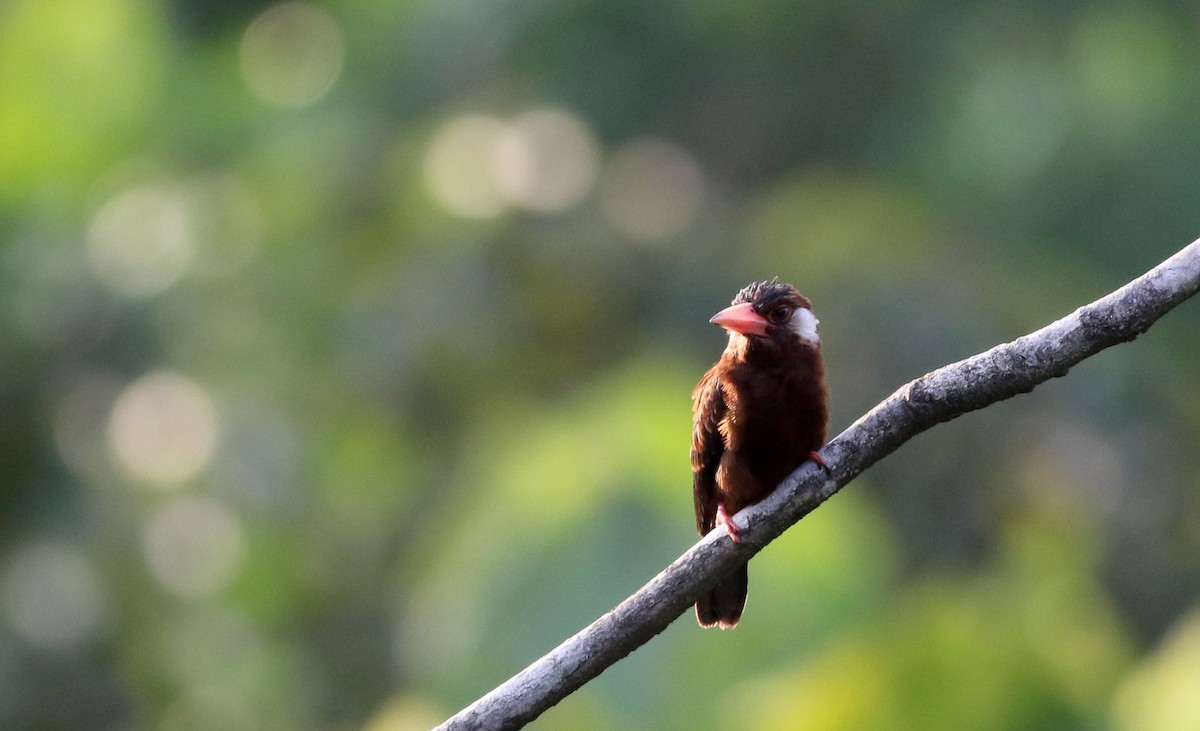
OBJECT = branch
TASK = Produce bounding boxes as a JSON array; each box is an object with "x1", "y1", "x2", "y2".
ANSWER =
[{"x1": 436, "y1": 239, "x2": 1200, "y2": 731}]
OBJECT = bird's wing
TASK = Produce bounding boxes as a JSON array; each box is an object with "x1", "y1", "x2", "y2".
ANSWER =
[{"x1": 691, "y1": 368, "x2": 726, "y2": 535}]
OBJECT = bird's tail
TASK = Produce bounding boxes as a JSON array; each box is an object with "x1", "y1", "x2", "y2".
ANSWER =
[{"x1": 695, "y1": 564, "x2": 748, "y2": 629}]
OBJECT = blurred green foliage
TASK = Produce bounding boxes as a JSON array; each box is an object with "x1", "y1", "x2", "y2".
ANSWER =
[{"x1": 2, "y1": 0, "x2": 1199, "y2": 729}]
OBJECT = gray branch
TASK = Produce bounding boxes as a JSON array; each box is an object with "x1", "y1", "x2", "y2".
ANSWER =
[{"x1": 436, "y1": 239, "x2": 1200, "y2": 731}]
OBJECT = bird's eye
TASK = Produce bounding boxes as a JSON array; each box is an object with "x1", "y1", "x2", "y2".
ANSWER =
[{"x1": 770, "y1": 306, "x2": 791, "y2": 323}]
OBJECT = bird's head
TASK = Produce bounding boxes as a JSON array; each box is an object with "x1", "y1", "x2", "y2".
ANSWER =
[{"x1": 710, "y1": 278, "x2": 819, "y2": 356}]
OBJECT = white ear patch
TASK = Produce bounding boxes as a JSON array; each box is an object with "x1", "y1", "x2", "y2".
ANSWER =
[{"x1": 789, "y1": 307, "x2": 820, "y2": 344}]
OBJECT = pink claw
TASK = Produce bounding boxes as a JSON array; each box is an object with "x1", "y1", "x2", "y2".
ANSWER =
[{"x1": 715, "y1": 503, "x2": 742, "y2": 542}]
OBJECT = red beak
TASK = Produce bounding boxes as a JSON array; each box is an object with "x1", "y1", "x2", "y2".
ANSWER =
[{"x1": 710, "y1": 302, "x2": 769, "y2": 337}]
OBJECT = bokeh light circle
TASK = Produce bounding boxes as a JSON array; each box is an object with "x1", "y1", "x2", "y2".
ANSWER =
[
  {"x1": 87, "y1": 184, "x2": 193, "y2": 298},
  {"x1": 143, "y1": 495, "x2": 245, "y2": 597},
  {"x1": 424, "y1": 115, "x2": 513, "y2": 219},
  {"x1": 495, "y1": 109, "x2": 599, "y2": 213},
  {"x1": 108, "y1": 371, "x2": 219, "y2": 487},
  {"x1": 600, "y1": 138, "x2": 704, "y2": 243},
  {"x1": 2, "y1": 543, "x2": 106, "y2": 650},
  {"x1": 240, "y1": 2, "x2": 345, "y2": 108}
]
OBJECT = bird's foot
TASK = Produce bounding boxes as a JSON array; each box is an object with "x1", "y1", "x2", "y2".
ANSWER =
[
  {"x1": 808, "y1": 450, "x2": 832, "y2": 475},
  {"x1": 716, "y1": 503, "x2": 742, "y2": 542}
]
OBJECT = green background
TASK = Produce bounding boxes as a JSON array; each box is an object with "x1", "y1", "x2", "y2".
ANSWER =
[{"x1": 2, "y1": 0, "x2": 1199, "y2": 729}]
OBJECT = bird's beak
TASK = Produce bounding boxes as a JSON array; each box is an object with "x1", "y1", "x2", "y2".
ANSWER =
[{"x1": 710, "y1": 302, "x2": 769, "y2": 337}]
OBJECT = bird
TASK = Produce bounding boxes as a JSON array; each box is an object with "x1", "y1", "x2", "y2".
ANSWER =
[{"x1": 691, "y1": 278, "x2": 829, "y2": 628}]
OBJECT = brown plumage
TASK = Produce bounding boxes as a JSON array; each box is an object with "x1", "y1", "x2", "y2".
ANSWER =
[{"x1": 692, "y1": 279, "x2": 829, "y2": 628}]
